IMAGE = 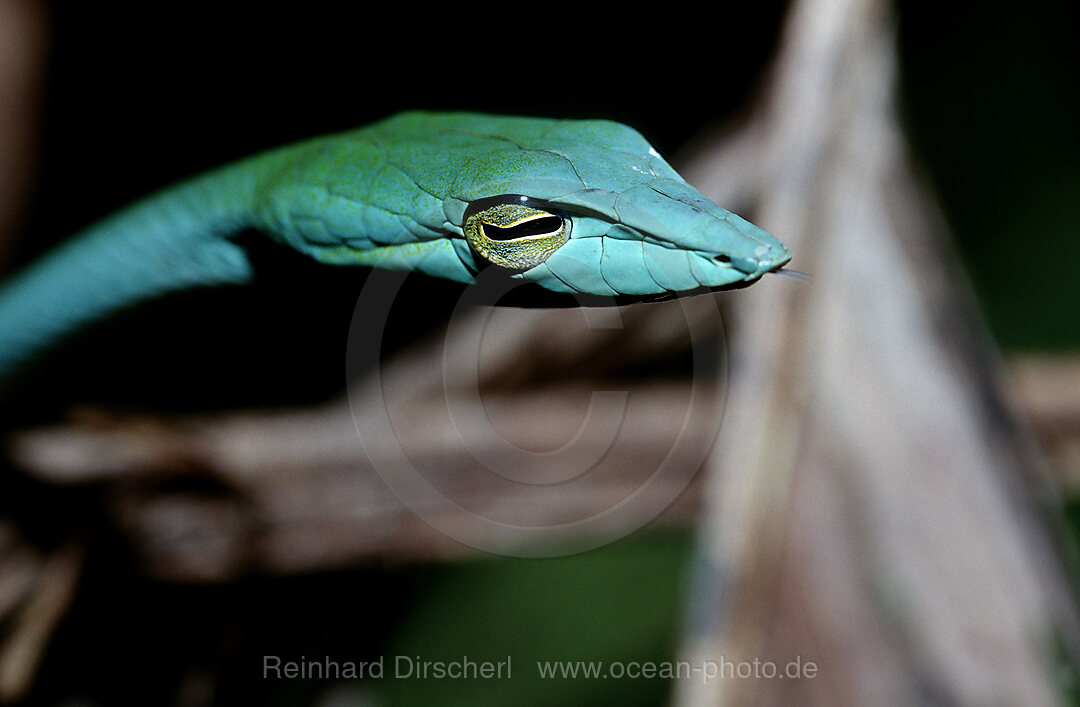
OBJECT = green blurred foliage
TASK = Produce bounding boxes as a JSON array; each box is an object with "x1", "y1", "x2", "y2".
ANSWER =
[
  {"x1": 899, "y1": 0, "x2": 1080, "y2": 350},
  {"x1": 374, "y1": 531, "x2": 695, "y2": 707}
]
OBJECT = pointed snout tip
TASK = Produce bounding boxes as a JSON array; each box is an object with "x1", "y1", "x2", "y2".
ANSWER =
[{"x1": 730, "y1": 242, "x2": 793, "y2": 278}]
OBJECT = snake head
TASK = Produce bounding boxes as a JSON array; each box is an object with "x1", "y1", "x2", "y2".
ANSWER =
[
  {"x1": 426, "y1": 113, "x2": 791, "y2": 298},
  {"x1": 279, "y1": 112, "x2": 790, "y2": 298}
]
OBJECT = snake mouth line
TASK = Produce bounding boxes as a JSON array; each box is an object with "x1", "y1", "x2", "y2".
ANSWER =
[{"x1": 710, "y1": 251, "x2": 790, "y2": 278}]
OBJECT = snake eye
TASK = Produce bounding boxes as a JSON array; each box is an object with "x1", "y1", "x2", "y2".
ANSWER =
[{"x1": 463, "y1": 196, "x2": 570, "y2": 270}]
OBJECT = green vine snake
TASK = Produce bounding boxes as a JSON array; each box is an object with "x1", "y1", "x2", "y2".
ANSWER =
[{"x1": 0, "y1": 112, "x2": 790, "y2": 383}]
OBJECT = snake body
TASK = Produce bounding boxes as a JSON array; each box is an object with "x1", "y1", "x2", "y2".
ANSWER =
[{"x1": 0, "y1": 112, "x2": 790, "y2": 380}]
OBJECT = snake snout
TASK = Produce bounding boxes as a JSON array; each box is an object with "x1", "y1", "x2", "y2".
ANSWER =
[{"x1": 717, "y1": 242, "x2": 791, "y2": 277}]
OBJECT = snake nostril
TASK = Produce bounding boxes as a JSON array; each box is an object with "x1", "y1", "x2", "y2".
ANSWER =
[{"x1": 714, "y1": 254, "x2": 732, "y2": 265}]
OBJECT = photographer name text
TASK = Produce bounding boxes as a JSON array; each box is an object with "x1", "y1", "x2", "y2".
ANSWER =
[{"x1": 264, "y1": 655, "x2": 511, "y2": 680}]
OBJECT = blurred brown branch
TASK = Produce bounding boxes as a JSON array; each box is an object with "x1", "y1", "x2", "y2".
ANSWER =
[
  {"x1": 1007, "y1": 354, "x2": 1080, "y2": 493},
  {"x1": 0, "y1": 0, "x2": 46, "y2": 274},
  {"x1": 7, "y1": 381, "x2": 708, "y2": 579}
]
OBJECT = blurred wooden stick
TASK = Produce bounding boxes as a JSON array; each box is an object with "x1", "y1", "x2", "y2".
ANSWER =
[
  {"x1": 0, "y1": 533, "x2": 82, "y2": 703},
  {"x1": 673, "y1": 0, "x2": 1080, "y2": 704},
  {"x1": 5, "y1": 300, "x2": 724, "y2": 577},
  {"x1": 1007, "y1": 354, "x2": 1080, "y2": 491},
  {"x1": 0, "y1": 0, "x2": 46, "y2": 273}
]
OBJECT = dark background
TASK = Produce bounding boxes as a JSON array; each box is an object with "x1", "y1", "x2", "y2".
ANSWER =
[{"x1": 5, "y1": 1, "x2": 1079, "y2": 704}]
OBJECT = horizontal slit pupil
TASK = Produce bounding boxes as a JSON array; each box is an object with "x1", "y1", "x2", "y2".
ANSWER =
[{"x1": 484, "y1": 216, "x2": 562, "y2": 241}]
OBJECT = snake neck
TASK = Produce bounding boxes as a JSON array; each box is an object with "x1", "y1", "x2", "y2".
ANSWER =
[{"x1": 0, "y1": 164, "x2": 260, "y2": 384}]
